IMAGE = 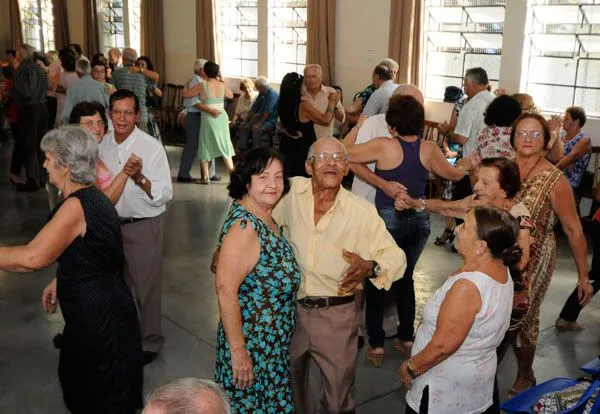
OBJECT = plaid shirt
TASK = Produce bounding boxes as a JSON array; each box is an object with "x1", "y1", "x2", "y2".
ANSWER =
[{"x1": 13, "y1": 58, "x2": 47, "y2": 105}]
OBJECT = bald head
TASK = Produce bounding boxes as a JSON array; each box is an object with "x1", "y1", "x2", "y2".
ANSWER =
[
  {"x1": 142, "y1": 378, "x2": 231, "y2": 414},
  {"x1": 393, "y1": 84, "x2": 424, "y2": 104}
]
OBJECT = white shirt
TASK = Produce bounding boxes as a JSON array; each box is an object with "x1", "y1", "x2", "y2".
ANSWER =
[
  {"x1": 302, "y1": 84, "x2": 345, "y2": 139},
  {"x1": 98, "y1": 127, "x2": 173, "y2": 218},
  {"x1": 350, "y1": 114, "x2": 391, "y2": 204},
  {"x1": 406, "y1": 271, "x2": 513, "y2": 414},
  {"x1": 454, "y1": 90, "x2": 495, "y2": 156}
]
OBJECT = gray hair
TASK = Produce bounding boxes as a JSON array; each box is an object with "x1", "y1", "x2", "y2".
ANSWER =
[
  {"x1": 304, "y1": 64, "x2": 322, "y2": 74},
  {"x1": 76, "y1": 58, "x2": 91, "y2": 76},
  {"x1": 254, "y1": 76, "x2": 269, "y2": 89},
  {"x1": 122, "y1": 47, "x2": 138, "y2": 66},
  {"x1": 393, "y1": 83, "x2": 424, "y2": 104},
  {"x1": 17, "y1": 43, "x2": 34, "y2": 60},
  {"x1": 306, "y1": 136, "x2": 347, "y2": 160},
  {"x1": 143, "y1": 378, "x2": 231, "y2": 414},
  {"x1": 465, "y1": 67, "x2": 489, "y2": 85},
  {"x1": 194, "y1": 58, "x2": 208, "y2": 75},
  {"x1": 40, "y1": 126, "x2": 98, "y2": 185},
  {"x1": 380, "y1": 58, "x2": 399, "y2": 72}
]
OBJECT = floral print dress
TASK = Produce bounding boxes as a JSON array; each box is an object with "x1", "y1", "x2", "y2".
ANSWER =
[
  {"x1": 473, "y1": 125, "x2": 516, "y2": 159},
  {"x1": 215, "y1": 202, "x2": 301, "y2": 413}
]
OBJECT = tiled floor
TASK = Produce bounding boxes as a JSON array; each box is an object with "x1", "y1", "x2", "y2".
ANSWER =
[{"x1": 1, "y1": 141, "x2": 599, "y2": 413}]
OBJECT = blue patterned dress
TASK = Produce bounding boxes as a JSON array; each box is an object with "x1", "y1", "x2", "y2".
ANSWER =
[{"x1": 215, "y1": 202, "x2": 300, "y2": 413}]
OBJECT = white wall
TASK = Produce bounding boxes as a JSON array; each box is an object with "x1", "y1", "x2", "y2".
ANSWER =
[{"x1": 163, "y1": 0, "x2": 197, "y2": 85}]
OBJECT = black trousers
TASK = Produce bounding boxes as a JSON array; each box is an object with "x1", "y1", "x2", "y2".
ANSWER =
[
  {"x1": 9, "y1": 122, "x2": 23, "y2": 176},
  {"x1": 46, "y1": 96, "x2": 57, "y2": 130},
  {"x1": 18, "y1": 103, "x2": 49, "y2": 185},
  {"x1": 559, "y1": 220, "x2": 600, "y2": 321},
  {"x1": 451, "y1": 175, "x2": 473, "y2": 226}
]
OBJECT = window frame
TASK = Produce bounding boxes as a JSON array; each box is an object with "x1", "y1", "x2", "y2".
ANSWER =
[
  {"x1": 99, "y1": 0, "x2": 141, "y2": 54},
  {"x1": 19, "y1": 0, "x2": 55, "y2": 53}
]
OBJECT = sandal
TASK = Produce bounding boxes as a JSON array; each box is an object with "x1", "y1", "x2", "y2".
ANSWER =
[
  {"x1": 434, "y1": 229, "x2": 455, "y2": 246},
  {"x1": 393, "y1": 339, "x2": 413, "y2": 355},
  {"x1": 507, "y1": 374, "x2": 537, "y2": 398},
  {"x1": 366, "y1": 347, "x2": 384, "y2": 368}
]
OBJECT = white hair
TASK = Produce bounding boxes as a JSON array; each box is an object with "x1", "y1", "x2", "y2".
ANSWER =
[
  {"x1": 254, "y1": 76, "x2": 269, "y2": 89},
  {"x1": 76, "y1": 58, "x2": 91, "y2": 76},
  {"x1": 380, "y1": 58, "x2": 399, "y2": 71},
  {"x1": 194, "y1": 58, "x2": 208, "y2": 75},
  {"x1": 393, "y1": 83, "x2": 424, "y2": 104},
  {"x1": 40, "y1": 126, "x2": 98, "y2": 185},
  {"x1": 304, "y1": 64, "x2": 323, "y2": 74},
  {"x1": 306, "y1": 136, "x2": 347, "y2": 160},
  {"x1": 143, "y1": 378, "x2": 231, "y2": 414},
  {"x1": 121, "y1": 47, "x2": 138, "y2": 66}
]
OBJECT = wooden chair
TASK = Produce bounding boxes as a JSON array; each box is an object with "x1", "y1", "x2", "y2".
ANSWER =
[
  {"x1": 161, "y1": 83, "x2": 184, "y2": 130},
  {"x1": 423, "y1": 120, "x2": 446, "y2": 199}
]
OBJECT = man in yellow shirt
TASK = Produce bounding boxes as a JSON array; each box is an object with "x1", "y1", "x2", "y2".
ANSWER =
[{"x1": 273, "y1": 137, "x2": 406, "y2": 413}]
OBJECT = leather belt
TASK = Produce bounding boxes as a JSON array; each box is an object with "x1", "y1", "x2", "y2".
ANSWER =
[
  {"x1": 119, "y1": 217, "x2": 149, "y2": 225},
  {"x1": 298, "y1": 295, "x2": 355, "y2": 309}
]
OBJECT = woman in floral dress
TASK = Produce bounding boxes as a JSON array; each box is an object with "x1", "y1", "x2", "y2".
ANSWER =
[
  {"x1": 508, "y1": 113, "x2": 593, "y2": 396},
  {"x1": 214, "y1": 148, "x2": 300, "y2": 413},
  {"x1": 472, "y1": 94, "x2": 522, "y2": 160}
]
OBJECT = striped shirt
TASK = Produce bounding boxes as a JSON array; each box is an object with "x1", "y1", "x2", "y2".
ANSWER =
[
  {"x1": 13, "y1": 58, "x2": 48, "y2": 105},
  {"x1": 109, "y1": 67, "x2": 148, "y2": 122}
]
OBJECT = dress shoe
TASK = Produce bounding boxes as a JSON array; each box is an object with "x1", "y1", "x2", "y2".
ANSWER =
[
  {"x1": 142, "y1": 351, "x2": 158, "y2": 366},
  {"x1": 53, "y1": 333, "x2": 63, "y2": 349},
  {"x1": 209, "y1": 175, "x2": 222, "y2": 182},
  {"x1": 15, "y1": 180, "x2": 40, "y2": 192},
  {"x1": 176, "y1": 176, "x2": 194, "y2": 183},
  {"x1": 555, "y1": 317, "x2": 585, "y2": 331}
]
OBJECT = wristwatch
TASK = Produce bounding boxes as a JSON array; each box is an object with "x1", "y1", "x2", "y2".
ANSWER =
[
  {"x1": 136, "y1": 176, "x2": 147, "y2": 186},
  {"x1": 407, "y1": 359, "x2": 418, "y2": 378},
  {"x1": 415, "y1": 198, "x2": 427, "y2": 213},
  {"x1": 369, "y1": 260, "x2": 382, "y2": 279}
]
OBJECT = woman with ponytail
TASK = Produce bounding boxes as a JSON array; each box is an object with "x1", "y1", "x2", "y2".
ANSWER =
[{"x1": 399, "y1": 206, "x2": 520, "y2": 414}]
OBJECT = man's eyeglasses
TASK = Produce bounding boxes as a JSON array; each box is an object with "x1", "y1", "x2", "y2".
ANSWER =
[
  {"x1": 311, "y1": 151, "x2": 348, "y2": 163},
  {"x1": 516, "y1": 130, "x2": 544, "y2": 140},
  {"x1": 80, "y1": 120, "x2": 105, "y2": 128},
  {"x1": 111, "y1": 109, "x2": 137, "y2": 118}
]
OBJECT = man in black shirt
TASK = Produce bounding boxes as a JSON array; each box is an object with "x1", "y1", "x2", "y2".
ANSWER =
[{"x1": 13, "y1": 44, "x2": 49, "y2": 191}]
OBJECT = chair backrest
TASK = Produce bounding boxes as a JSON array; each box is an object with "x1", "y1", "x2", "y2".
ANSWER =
[
  {"x1": 591, "y1": 146, "x2": 600, "y2": 192},
  {"x1": 423, "y1": 120, "x2": 444, "y2": 147}
]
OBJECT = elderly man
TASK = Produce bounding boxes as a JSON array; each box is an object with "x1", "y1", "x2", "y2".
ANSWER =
[
  {"x1": 98, "y1": 89, "x2": 173, "y2": 365},
  {"x1": 13, "y1": 43, "x2": 49, "y2": 191},
  {"x1": 176, "y1": 58, "x2": 217, "y2": 183},
  {"x1": 237, "y1": 76, "x2": 278, "y2": 151},
  {"x1": 302, "y1": 64, "x2": 344, "y2": 138},
  {"x1": 143, "y1": 378, "x2": 231, "y2": 414},
  {"x1": 60, "y1": 58, "x2": 110, "y2": 123},
  {"x1": 361, "y1": 64, "x2": 398, "y2": 117},
  {"x1": 110, "y1": 47, "x2": 149, "y2": 132},
  {"x1": 437, "y1": 67, "x2": 494, "y2": 204},
  {"x1": 273, "y1": 137, "x2": 406, "y2": 413}
]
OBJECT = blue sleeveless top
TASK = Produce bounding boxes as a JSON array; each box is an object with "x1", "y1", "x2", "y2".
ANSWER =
[{"x1": 374, "y1": 138, "x2": 429, "y2": 209}]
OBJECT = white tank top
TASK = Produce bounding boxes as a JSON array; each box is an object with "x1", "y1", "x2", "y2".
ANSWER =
[{"x1": 406, "y1": 271, "x2": 513, "y2": 414}]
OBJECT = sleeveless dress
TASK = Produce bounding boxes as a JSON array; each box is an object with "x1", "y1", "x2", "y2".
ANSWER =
[
  {"x1": 406, "y1": 271, "x2": 513, "y2": 414},
  {"x1": 561, "y1": 130, "x2": 591, "y2": 188},
  {"x1": 214, "y1": 202, "x2": 301, "y2": 413},
  {"x1": 198, "y1": 82, "x2": 235, "y2": 162},
  {"x1": 279, "y1": 118, "x2": 316, "y2": 177},
  {"x1": 50, "y1": 186, "x2": 142, "y2": 414},
  {"x1": 514, "y1": 167, "x2": 563, "y2": 347}
]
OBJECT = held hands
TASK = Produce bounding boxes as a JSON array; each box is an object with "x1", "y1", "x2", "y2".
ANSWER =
[
  {"x1": 230, "y1": 345, "x2": 254, "y2": 389},
  {"x1": 123, "y1": 154, "x2": 143, "y2": 177},
  {"x1": 338, "y1": 249, "x2": 372, "y2": 294},
  {"x1": 394, "y1": 192, "x2": 416, "y2": 211},
  {"x1": 381, "y1": 180, "x2": 407, "y2": 200},
  {"x1": 328, "y1": 91, "x2": 340, "y2": 106},
  {"x1": 398, "y1": 360, "x2": 413, "y2": 390},
  {"x1": 456, "y1": 155, "x2": 481, "y2": 172},
  {"x1": 42, "y1": 278, "x2": 58, "y2": 313}
]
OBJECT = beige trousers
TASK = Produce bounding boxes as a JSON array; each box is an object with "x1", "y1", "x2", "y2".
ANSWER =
[{"x1": 291, "y1": 301, "x2": 358, "y2": 414}]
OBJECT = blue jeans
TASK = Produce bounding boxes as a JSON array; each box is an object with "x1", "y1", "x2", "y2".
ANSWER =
[{"x1": 366, "y1": 207, "x2": 430, "y2": 346}]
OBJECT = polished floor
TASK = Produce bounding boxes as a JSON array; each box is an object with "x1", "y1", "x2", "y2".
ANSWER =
[{"x1": 1, "y1": 140, "x2": 599, "y2": 413}]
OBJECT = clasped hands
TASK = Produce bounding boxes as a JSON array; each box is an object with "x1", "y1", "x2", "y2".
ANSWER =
[{"x1": 122, "y1": 154, "x2": 143, "y2": 178}]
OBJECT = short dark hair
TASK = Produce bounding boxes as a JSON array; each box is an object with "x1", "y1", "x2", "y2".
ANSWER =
[
  {"x1": 480, "y1": 157, "x2": 521, "y2": 199},
  {"x1": 473, "y1": 205, "x2": 522, "y2": 267},
  {"x1": 69, "y1": 101, "x2": 108, "y2": 132},
  {"x1": 510, "y1": 113, "x2": 551, "y2": 147},
  {"x1": 385, "y1": 94, "x2": 424, "y2": 136},
  {"x1": 68, "y1": 43, "x2": 83, "y2": 57},
  {"x1": 228, "y1": 148, "x2": 290, "y2": 200},
  {"x1": 91, "y1": 53, "x2": 107, "y2": 64},
  {"x1": 109, "y1": 89, "x2": 140, "y2": 113},
  {"x1": 333, "y1": 85, "x2": 342, "y2": 94},
  {"x1": 59, "y1": 47, "x2": 77, "y2": 72},
  {"x1": 566, "y1": 106, "x2": 586, "y2": 128},
  {"x1": 373, "y1": 64, "x2": 392, "y2": 82},
  {"x1": 465, "y1": 67, "x2": 489, "y2": 85},
  {"x1": 137, "y1": 56, "x2": 155, "y2": 71},
  {"x1": 6, "y1": 50, "x2": 16, "y2": 58},
  {"x1": 203, "y1": 61, "x2": 220, "y2": 79},
  {"x1": 91, "y1": 59, "x2": 108, "y2": 73},
  {"x1": 484, "y1": 95, "x2": 522, "y2": 127}
]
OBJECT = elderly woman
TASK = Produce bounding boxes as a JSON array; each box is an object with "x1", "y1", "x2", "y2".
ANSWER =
[
  {"x1": 472, "y1": 95, "x2": 522, "y2": 159},
  {"x1": 554, "y1": 106, "x2": 592, "y2": 191},
  {"x1": 346, "y1": 94, "x2": 476, "y2": 366},
  {"x1": 233, "y1": 77, "x2": 258, "y2": 125},
  {"x1": 107, "y1": 47, "x2": 122, "y2": 79},
  {"x1": 214, "y1": 148, "x2": 300, "y2": 413},
  {"x1": 508, "y1": 113, "x2": 593, "y2": 395},
  {"x1": 399, "y1": 206, "x2": 519, "y2": 413},
  {"x1": 90, "y1": 59, "x2": 116, "y2": 94},
  {"x1": 0, "y1": 126, "x2": 143, "y2": 413}
]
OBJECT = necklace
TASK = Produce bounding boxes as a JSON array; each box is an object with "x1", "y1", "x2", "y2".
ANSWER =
[{"x1": 520, "y1": 156, "x2": 542, "y2": 181}]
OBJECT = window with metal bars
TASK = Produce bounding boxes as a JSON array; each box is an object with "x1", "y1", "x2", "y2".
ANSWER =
[
  {"x1": 218, "y1": 0, "x2": 259, "y2": 77},
  {"x1": 525, "y1": 0, "x2": 600, "y2": 116},
  {"x1": 101, "y1": 0, "x2": 141, "y2": 54},
  {"x1": 422, "y1": 0, "x2": 505, "y2": 100},
  {"x1": 269, "y1": 0, "x2": 306, "y2": 82},
  {"x1": 19, "y1": 0, "x2": 55, "y2": 53}
]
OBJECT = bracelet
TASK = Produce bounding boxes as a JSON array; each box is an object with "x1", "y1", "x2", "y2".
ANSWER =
[
  {"x1": 407, "y1": 359, "x2": 418, "y2": 378},
  {"x1": 578, "y1": 279, "x2": 594, "y2": 286}
]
